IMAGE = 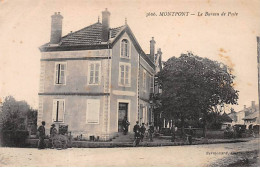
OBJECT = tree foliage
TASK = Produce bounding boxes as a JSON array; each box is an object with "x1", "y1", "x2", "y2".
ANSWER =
[
  {"x1": 0, "y1": 96, "x2": 37, "y2": 131},
  {"x1": 157, "y1": 53, "x2": 239, "y2": 135}
]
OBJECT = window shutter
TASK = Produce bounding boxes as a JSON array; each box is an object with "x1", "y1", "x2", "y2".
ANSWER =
[
  {"x1": 86, "y1": 99, "x2": 100, "y2": 124},
  {"x1": 95, "y1": 63, "x2": 100, "y2": 83},
  {"x1": 60, "y1": 64, "x2": 65, "y2": 84},
  {"x1": 58, "y1": 101, "x2": 64, "y2": 122},
  {"x1": 55, "y1": 64, "x2": 59, "y2": 84},
  {"x1": 125, "y1": 65, "x2": 129, "y2": 85},
  {"x1": 52, "y1": 100, "x2": 57, "y2": 122},
  {"x1": 120, "y1": 65, "x2": 124, "y2": 85}
]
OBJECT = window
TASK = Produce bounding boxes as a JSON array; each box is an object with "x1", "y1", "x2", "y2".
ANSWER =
[
  {"x1": 150, "y1": 75, "x2": 154, "y2": 93},
  {"x1": 86, "y1": 99, "x2": 100, "y2": 124},
  {"x1": 52, "y1": 99, "x2": 65, "y2": 122},
  {"x1": 55, "y1": 63, "x2": 66, "y2": 85},
  {"x1": 121, "y1": 39, "x2": 130, "y2": 58},
  {"x1": 88, "y1": 61, "x2": 101, "y2": 85},
  {"x1": 119, "y1": 63, "x2": 131, "y2": 86},
  {"x1": 143, "y1": 70, "x2": 147, "y2": 91}
]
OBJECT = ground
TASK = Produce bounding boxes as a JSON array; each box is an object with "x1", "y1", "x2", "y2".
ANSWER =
[{"x1": 0, "y1": 138, "x2": 259, "y2": 167}]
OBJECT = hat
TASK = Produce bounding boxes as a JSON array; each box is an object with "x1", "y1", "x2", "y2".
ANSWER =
[{"x1": 51, "y1": 124, "x2": 55, "y2": 127}]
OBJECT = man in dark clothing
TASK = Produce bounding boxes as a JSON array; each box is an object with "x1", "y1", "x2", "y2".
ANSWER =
[
  {"x1": 37, "y1": 121, "x2": 46, "y2": 149},
  {"x1": 170, "y1": 125, "x2": 176, "y2": 142},
  {"x1": 140, "y1": 123, "x2": 146, "y2": 142},
  {"x1": 148, "y1": 123, "x2": 154, "y2": 142},
  {"x1": 122, "y1": 116, "x2": 130, "y2": 135},
  {"x1": 133, "y1": 121, "x2": 140, "y2": 138}
]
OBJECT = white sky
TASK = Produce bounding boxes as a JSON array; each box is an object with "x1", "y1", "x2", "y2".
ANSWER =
[{"x1": 0, "y1": 0, "x2": 259, "y2": 112}]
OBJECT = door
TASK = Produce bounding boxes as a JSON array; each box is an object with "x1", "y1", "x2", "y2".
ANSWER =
[{"x1": 118, "y1": 103, "x2": 128, "y2": 132}]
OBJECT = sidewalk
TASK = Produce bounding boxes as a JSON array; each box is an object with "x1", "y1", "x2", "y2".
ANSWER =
[{"x1": 25, "y1": 136, "x2": 252, "y2": 148}]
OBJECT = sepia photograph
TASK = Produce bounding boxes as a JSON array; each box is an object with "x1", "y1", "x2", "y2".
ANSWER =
[{"x1": 0, "y1": 0, "x2": 259, "y2": 167}]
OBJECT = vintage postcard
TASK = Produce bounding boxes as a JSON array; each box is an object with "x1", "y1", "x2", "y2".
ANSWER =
[{"x1": 0, "y1": 0, "x2": 259, "y2": 167}]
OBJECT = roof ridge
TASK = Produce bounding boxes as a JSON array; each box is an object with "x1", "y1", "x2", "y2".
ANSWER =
[{"x1": 110, "y1": 25, "x2": 125, "y2": 30}]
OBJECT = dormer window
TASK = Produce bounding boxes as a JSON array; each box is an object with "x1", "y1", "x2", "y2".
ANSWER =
[{"x1": 121, "y1": 39, "x2": 130, "y2": 58}]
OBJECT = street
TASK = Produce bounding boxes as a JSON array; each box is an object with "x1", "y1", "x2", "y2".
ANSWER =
[{"x1": 0, "y1": 138, "x2": 259, "y2": 167}]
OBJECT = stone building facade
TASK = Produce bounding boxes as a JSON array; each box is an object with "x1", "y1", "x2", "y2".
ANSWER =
[{"x1": 38, "y1": 9, "x2": 162, "y2": 140}]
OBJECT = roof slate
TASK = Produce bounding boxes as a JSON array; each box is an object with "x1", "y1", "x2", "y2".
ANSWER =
[{"x1": 58, "y1": 23, "x2": 124, "y2": 46}]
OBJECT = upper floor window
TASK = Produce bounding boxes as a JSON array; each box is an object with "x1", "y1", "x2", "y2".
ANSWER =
[
  {"x1": 55, "y1": 63, "x2": 66, "y2": 85},
  {"x1": 143, "y1": 70, "x2": 147, "y2": 91},
  {"x1": 52, "y1": 99, "x2": 65, "y2": 123},
  {"x1": 121, "y1": 39, "x2": 130, "y2": 58},
  {"x1": 119, "y1": 62, "x2": 131, "y2": 86},
  {"x1": 150, "y1": 75, "x2": 154, "y2": 93},
  {"x1": 88, "y1": 61, "x2": 101, "y2": 85}
]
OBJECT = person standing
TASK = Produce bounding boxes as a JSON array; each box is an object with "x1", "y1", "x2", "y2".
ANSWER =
[
  {"x1": 122, "y1": 116, "x2": 130, "y2": 135},
  {"x1": 170, "y1": 125, "x2": 176, "y2": 142},
  {"x1": 140, "y1": 123, "x2": 146, "y2": 142},
  {"x1": 49, "y1": 124, "x2": 58, "y2": 148},
  {"x1": 148, "y1": 122, "x2": 154, "y2": 142},
  {"x1": 133, "y1": 121, "x2": 140, "y2": 138},
  {"x1": 37, "y1": 121, "x2": 46, "y2": 149}
]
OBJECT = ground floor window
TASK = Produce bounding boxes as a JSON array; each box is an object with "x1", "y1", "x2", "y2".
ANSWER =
[
  {"x1": 86, "y1": 99, "x2": 100, "y2": 124},
  {"x1": 52, "y1": 99, "x2": 65, "y2": 122}
]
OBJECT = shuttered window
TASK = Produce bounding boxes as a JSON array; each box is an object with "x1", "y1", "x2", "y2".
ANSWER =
[
  {"x1": 55, "y1": 63, "x2": 66, "y2": 84},
  {"x1": 88, "y1": 61, "x2": 101, "y2": 85},
  {"x1": 86, "y1": 99, "x2": 100, "y2": 124},
  {"x1": 150, "y1": 75, "x2": 154, "y2": 93},
  {"x1": 52, "y1": 99, "x2": 65, "y2": 122},
  {"x1": 143, "y1": 70, "x2": 147, "y2": 91},
  {"x1": 119, "y1": 63, "x2": 131, "y2": 86}
]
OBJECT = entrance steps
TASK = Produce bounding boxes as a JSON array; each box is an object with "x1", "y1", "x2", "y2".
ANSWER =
[{"x1": 111, "y1": 132, "x2": 135, "y2": 143}]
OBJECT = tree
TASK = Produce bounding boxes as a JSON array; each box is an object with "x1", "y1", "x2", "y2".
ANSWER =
[
  {"x1": 0, "y1": 96, "x2": 38, "y2": 146},
  {"x1": 157, "y1": 53, "x2": 238, "y2": 137}
]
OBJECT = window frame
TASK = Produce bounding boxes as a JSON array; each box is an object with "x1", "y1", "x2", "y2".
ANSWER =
[
  {"x1": 143, "y1": 69, "x2": 147, "y2": 92},
  {"x1": 86, "y1": 99, "x2": 100, "y2": 124},
  {"x1": 118, "y1": 62, "x2": 131, "y2": 87},
  {"x1": 150, "y1": 75, "x2": 154, "y2": 93},
  {"x1": 87, "y1": 61, "x2": 101, "y2": 85},
  {"x1": 120, "y1": 38, "x2": 131, "y2": 59},
  {"x1": 54, "y1": 62, "x2": 67, "y2": 85},
  {"x1": 52, "y1": 99, "x2": 65, "y2": 123}
]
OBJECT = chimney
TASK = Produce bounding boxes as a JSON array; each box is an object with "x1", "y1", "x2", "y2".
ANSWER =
[
  {"x1": 101, "y1": 8, "x2": 110, "y2": 42},
  {"x1": 50, "y1": 12, "x2": 63, "y2": 44},
  {"x1": 244, "y1": 105, "x2": 247, "y2": 111},
  {"x1": 150, "y1": 37, "x2": 156, "y2": 62}
]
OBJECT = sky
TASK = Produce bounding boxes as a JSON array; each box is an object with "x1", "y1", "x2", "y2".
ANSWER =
[{"x1": 0, "y1": 0, "x2": 260, "y2": 112}]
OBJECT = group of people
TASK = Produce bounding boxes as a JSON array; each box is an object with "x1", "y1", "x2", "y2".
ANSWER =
[
  {"x1": 133, "y1": 121, "x2": 154, "y2": 142},
  {"x1": 37, "y1": 121, "x2": 58, "y2": 149}
]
